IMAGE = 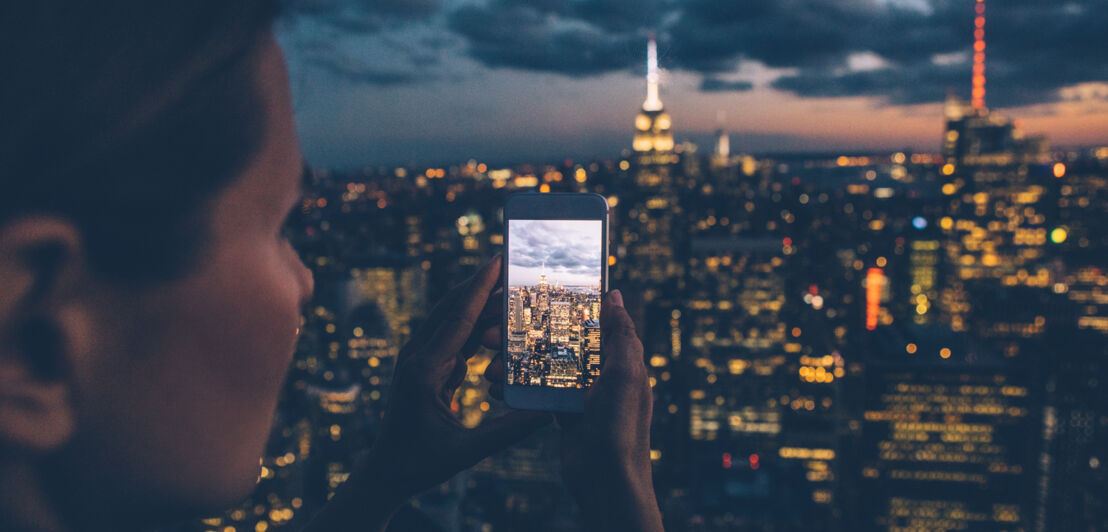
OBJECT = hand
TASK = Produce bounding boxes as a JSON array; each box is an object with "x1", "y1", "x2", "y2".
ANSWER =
[
  {"x1": 367, "y1": 255, "x2": 551, "y2": 493},
  {"x1": 559, "y1": 290, "x2": 661, "y2": 531},
  {"x1": 307, "y1": 256, "x2": 551, "y2": 531},
  {"x1": 485, "y1": 289, "x2": 662, "y2": 531}
]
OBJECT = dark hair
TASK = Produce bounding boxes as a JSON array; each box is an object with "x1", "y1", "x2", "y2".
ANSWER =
[{"x1": 0, "y1": 2, "x2": 281, "y2": 282}]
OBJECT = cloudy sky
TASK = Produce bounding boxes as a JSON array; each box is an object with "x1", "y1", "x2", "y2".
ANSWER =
[
  {"x1": 276, "y1": 0, "x2": 1108, "y2": 168},
  {"x1": 508, "y1": 219, "x2": 603, "y2": 287}
]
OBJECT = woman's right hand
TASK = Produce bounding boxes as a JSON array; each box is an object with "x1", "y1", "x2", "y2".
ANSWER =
[
  {"x1": 486, "y1": 289, "x2": 663, "y2": 531},
  {"x1": 557, "y1": 289, "x2": 663, "y2": 531}
]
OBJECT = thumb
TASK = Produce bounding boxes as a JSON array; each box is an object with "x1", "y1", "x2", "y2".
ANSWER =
[
  {"x1": 461, "y1": 410, "x2": 552, "y2": 462},
  {"x1": 599, "y1": 289, "x2": 643, "y2": 374}
]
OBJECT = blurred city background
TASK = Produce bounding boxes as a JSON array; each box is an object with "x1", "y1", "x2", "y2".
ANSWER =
[{"x1": 162, "y1": 0, "x2": 1105, "y2": 531}]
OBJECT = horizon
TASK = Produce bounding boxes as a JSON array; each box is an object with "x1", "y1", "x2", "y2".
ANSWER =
[
  {"x1": 508, "y1": 282, "x2": 601, "y2": 290},
  {"x1": 307, "y1": 141, "x2": 1108, "y2": 173}
]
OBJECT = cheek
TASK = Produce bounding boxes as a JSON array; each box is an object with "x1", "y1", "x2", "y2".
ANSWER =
[
  {"x1": 208, "y1": 243, "x2": 303, "y2": 379},
  {"x1": 74, "y1": 241, "x2": 304, "y2": 508},
  {"x1": 199, "y1": 243, "x2": 303, "y2": 436},
  {"x1": 163, "y1": 241, "x2": 302, "y2": 403}
]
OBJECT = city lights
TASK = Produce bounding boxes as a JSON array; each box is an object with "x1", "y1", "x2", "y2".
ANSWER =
[
  {"x1": 182, "y1": 19, "x2": 1108, "y2": 532},
  {"x1": 866, "y1": 268, "x2": 885, "y2": 331},
  {"x1": 1053, "y1": 162, "x2": 1067, "y2": 178},
  {"x1": 1051, "y1": 227, "x2": 1068, "y2": 244}
]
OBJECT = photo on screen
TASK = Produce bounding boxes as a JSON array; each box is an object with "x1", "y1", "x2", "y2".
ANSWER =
[{"x1": 507, "y1": 219, "x2": 603, "y2": 389}]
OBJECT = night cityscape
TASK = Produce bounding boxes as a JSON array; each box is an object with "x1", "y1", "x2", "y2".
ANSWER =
[
  {"x1": 154, "y1": 1, "x2": 1108, "y2": 531},
  {"x1": 505, "y1": 280, "x2": 602, "y2": 390},
  {"x1": 506, "y1": 218, "x2": 604, "y2": 390}
]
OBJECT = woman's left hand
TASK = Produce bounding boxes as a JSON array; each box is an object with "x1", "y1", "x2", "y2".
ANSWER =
[{"x1": 308, "y1": 256, "x2": 550, "y2": 531}]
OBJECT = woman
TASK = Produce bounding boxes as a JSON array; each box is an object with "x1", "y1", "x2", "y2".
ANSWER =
[{"x1": 0, "y1": 2, "x2": 663, "y2": 531}]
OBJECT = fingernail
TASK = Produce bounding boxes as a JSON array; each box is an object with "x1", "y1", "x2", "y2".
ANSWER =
[{"x1": 610, "y1": 289, "x2": 624, "y2": 308}]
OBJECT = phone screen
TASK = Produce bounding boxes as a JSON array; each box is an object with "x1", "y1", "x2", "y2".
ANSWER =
[{"x1": 506, "y1": 219, "x2": 604, "y2": 389}]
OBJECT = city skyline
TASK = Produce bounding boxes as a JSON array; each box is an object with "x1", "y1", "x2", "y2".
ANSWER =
[
  {"x1": 161, "y1": 3, "x2": 1106, "y2": 531},
  {"x1": 276, "y1": 0, "x2": 1108, "y2": 167},
  {"x1": 174, "y1": 85, "x2": 1108, "y2": 530},
  {"x1": 507, "y1": 219, "x2": 603, "y2": 287},
  {"x1": 505, "y1": 283, "x2": 601, "y2": 389}
]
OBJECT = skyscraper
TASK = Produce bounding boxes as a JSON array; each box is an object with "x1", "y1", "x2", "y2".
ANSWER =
[
  {"x1": 615, "y1": 36, "x2": 683, "y2": 297},
  {"x1": 682, "y1": 236, "x2": 838, "y2": 529},
  {"x1": 858, "y1": 326, "x2": 1034, "y2": 531},
  {"x1": 537, "y1": 266, "x2": 550, "y2": 314},
  {"x1": 611, "y1": 38, "x2": 689, "y2": 521},
  {"x1": 711, "y1": 119, "x2": 731, "y2": 172},
  {"x1": 550, "y1": 300, "x2": 571, "y2": 345},
  {"x1": 632, "y1": 34, "x2": 674, "y2": 168},
  {"x1": 939, "y1": 0, "x2": 1047, "y2": 168},
  {"x1": 509, "y1": 288, "x2": 525, "y2": 334}
]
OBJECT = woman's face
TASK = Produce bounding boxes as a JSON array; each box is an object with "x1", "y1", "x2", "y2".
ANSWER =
[{"x1": 50, "y1": 33, "x2": 314, "y2": 522}]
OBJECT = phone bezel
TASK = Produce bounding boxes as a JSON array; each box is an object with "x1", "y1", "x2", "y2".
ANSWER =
[{"x1": 501, "y1": 192, "x2": 609, "y2": 413}]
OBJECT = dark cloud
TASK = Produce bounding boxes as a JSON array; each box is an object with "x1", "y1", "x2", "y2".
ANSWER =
[
  {"x1": 365, "y1": 0, "x2": 442, "y2": 19},
  {"x1": 700, "y1": 78, "x2": 753, "y2": 92},
  {"x1": 285, "y1": 0, "x2": 1108, "y2": 105},
  {"x1": 285, "y1": 0, "x2": 442, "y2": 27},
  {"x1": 773, "y1": 62, "x2": 965, "y2": 105},
  {"x1": 445, "y1": 0, "x2": 677, "y2": 75},
  {"x1": 493, "y1": 0, "x2": 674, "y2": 32},
  {"x1": 296, "y1": 39, "x2": 435, "y2": 85},
  {"x1": 283, "y1": 0, "x2": 449, "y2": 85},
  {"x1": 768, "y1": 0, "x2": 1108, "y2": 107},
  {"x1": 442, "y1": 0, "x2": 1108, "y2": 107},
  {"x1": 509, "y1": 220, "x2": 602, "y2": 283},
  {"x1": 670, "y1": 0, "x2": 866, "y2": 72},
  {"x1": 448, "y1": 3, "x2": 644, "y2": 75},
  {"x1": 310, "y1": 54, "x2": 427, "y2": 85}
]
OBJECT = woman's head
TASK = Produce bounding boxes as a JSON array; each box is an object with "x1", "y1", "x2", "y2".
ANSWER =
[
  {"x1": 2, "y1": 2, "x2": 283, "y2": 282},
  {"x1": 0, "y1": 2, "x2": 314, "y2": 528}
]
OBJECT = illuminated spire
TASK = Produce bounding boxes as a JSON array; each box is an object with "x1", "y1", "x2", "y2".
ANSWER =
[
  {"x1": 632, "y1": 33, "x2": 673, "y2": 154},
  {"x1": 971, "y1": 0, "x2": 986, "y2": 110},
  {"x1": 643, "y1": 35, "x2": 663, "y2": 112}
]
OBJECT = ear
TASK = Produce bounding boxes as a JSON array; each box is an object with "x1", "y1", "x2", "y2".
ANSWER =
[{"x1": 0, "y1": 216, "x2": 85, "y2": 452}]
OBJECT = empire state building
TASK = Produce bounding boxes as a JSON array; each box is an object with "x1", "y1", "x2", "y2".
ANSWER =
[
  {"x1": 632, "y1": 35, "x2": 674, "y2": 166},
  {"x1": 615, "y1": 36, "x2": 680, "y2": 293}
]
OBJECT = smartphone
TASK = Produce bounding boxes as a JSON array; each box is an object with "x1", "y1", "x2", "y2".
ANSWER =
[{"x1": 502, "y1": 192, "x2": 609, "y2": 412}]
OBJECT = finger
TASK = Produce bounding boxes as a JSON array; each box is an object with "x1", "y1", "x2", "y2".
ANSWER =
[
  {"x1": 461, "y1": 332, "x2": 485, "y2": 359},
  {"x1": 485, "y1": 355, "x2": 505, "y2": 400},
  {"x1": 460, "y1": 324, "x2": 500, "y2": 360},
  {"x1": 477, "y1": 289, "x2": 503, "y2": 326},
  {"x1": 480, "y1": 325, "x2": 501, "y2": 351},
  {"x1": 484, "y1": 355, "x2": 505, "y2": 384},
  {"x1": 399, "y1": 284, "x2": 469, "y2": 363},
  {"x1": 402, "y1": 256, "x2": 502, "y2": 361},
  {"x1": 414, "y1": 280, "x2": 470, "y2": 338},
  {"x1": 422, "y1": 256, "x2": 503, "y2": 363},
  {"x1": 599, "y1": 290, "x2": 644, "y2": 374},
  {"x1": 467, "y1": 289, "x2": 503, "y2": 349},
  {"x1": 461, "y1": 295, "x2": 504, "y2": 357},
  {"x1": 441, "y1": 353, "x2": 468, "y2": 405},
  {"x1": 460, "y1": 410, "x2": 552, "y2": 463}
]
